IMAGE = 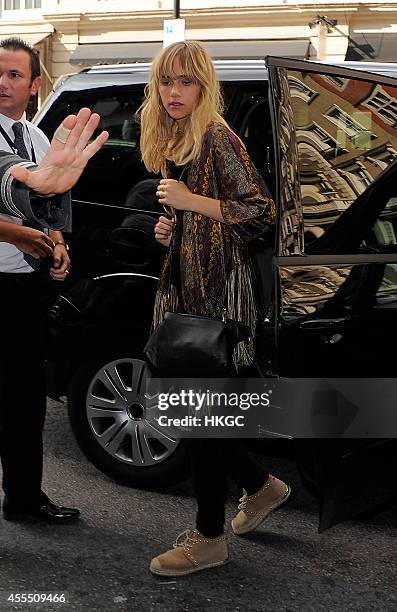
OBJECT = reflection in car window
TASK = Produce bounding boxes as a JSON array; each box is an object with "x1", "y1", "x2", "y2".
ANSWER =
[
  {"x1": 351, "y1": 192, "x2": 397, "y2": 305},
  {"x1": 376, "y1": 262, "x2": 397, "y2": 302},
  {"x1": 286, "y1": 70, "x2": 397, "y2": 250},
  {"x1": 360, "y1": 195, "x2": 397, "y2": 253},
  {"x1": 372, "y1": 196, "x2": 397, "y2": 245}
]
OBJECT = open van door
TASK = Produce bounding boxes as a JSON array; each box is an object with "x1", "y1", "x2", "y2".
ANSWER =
[{"x1": 266, "y1": 57, "x2": 397, "y2": 529}]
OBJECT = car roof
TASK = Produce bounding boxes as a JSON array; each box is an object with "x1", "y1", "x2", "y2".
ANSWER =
[
  {"x1": 53, "y1": 59, "x2": 269, "y2": 91},
  {"x1": 54, "y1": 57, "x2": 397, "y2": 90}
]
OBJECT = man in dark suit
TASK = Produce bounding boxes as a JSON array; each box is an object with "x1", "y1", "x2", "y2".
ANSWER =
[{"x1": 0, "y1": 37, "x2": 108, "y2": 523}]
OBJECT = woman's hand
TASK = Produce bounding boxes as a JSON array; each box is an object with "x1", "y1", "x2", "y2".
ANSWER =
[
  {"x1": 10, "y1": 108, "x2": 109, "y2": 195},
  {"x1": 156, "y1": 179, "x2": 194, "y2": 211},
  {"x1": 156, "y1": 178, "x2": 224, "y2": 221},
  {"x1": 154, "y1": 215, "x2": 174, "y2": 248}
]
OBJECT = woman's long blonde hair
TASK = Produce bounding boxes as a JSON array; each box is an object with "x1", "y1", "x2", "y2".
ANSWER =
[{"x1": 139, "y1": 40, "x2": 228, "y2": 175}]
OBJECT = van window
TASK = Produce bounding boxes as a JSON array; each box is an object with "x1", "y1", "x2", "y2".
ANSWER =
[
  {"x1": 360, "y1": 194, "x2": 397, "y2": 252},
  {"x1": 39, "y1": 81, "x2": 274, "y2": 207},
  {"x1": 285, "y1": 70, "x2": 397, "y2": 251},
  {"x1": 223, "y1": 81, "x2": 275, "y2": 193},
  {"x1": 40, "y1": 86, "x2": 152, "y2": 206}
]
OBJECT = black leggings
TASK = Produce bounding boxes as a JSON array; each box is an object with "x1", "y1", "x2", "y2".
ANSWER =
[{"x1": 185, "y1": 438, "x2": 269, "y2": 538}]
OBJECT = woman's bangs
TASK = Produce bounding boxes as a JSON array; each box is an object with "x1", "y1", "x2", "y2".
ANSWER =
[{"x1": 158, "y1": 47, "x2": 198, "y2": 83}]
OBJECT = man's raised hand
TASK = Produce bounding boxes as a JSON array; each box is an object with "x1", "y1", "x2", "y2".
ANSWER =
[{"x1": 9, "y1": 108, "x2": 109, "y2": 195}]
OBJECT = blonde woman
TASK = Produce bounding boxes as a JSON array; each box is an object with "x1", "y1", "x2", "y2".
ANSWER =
[{"x1": 139, "y1": 41, "x2": 291, "y2": 576}]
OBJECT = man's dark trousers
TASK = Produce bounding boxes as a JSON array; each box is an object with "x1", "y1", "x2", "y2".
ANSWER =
[{"x1": 0, "y1": 271, "x2": 47, "y2": 508}]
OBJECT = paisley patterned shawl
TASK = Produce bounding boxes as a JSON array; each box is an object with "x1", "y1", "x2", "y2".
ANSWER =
[{"x1": 152, "y1": 121, "x2": 276, "y2": 368}]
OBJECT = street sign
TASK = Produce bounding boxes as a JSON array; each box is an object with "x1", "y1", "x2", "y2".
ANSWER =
[{"x1": 163, "y1": 18, "x2": 186, "y2": 47}]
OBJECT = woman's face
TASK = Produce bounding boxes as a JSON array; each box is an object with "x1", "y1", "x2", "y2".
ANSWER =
[{"x1": 158, "y1": 56, "x2": 201, "y2": 126}]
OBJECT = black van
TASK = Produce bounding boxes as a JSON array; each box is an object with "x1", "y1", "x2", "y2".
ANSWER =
[{"x1": 35, "y1": 57, "x2": 397, "y2": 529}]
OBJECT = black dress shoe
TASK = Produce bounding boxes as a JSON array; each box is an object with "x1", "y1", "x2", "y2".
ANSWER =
[{"x1": 3, "y1": 497, "x2": 80, "y2": 523}]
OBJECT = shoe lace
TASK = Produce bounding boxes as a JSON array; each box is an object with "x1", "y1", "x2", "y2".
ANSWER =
[
  {"x1": 237, "y1": 493, "x2": 248, "y2": 511},
  {"x1": 173, "y1": 529, "x2": 197, "y2": 551}
]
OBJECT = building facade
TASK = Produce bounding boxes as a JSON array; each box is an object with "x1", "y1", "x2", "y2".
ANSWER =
[{"x1": 1, "y1": 0, "x2": 397, "y2": 106}]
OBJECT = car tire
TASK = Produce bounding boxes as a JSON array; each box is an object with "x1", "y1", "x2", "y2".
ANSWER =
[{"x1": 67, "y1": 351, "x2": 189, "y2": 488}]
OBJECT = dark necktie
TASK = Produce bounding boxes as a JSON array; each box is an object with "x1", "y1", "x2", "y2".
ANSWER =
[
  {"x1": 12, "y1": 122, "x2": 30, "y2": 160},
  {"x1": 12, "y1": 121, "x2": 40, "y2": 270}
]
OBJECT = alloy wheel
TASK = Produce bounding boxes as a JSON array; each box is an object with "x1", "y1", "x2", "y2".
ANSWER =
[{"x1": 86, "y1": 358, "x2": 179, "y2": 467}]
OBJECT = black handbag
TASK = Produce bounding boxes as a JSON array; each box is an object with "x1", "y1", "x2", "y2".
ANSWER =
[
  {"x1": 144, "y1": 167, "x2": 250, "y2": 377},
  {"x1": 144, "y1": 310, "x2": 250, "y2": 377}
]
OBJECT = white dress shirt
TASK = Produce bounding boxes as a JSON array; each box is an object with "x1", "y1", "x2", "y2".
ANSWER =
[{"x1": 0, "y1": 111, "x2": 50, "y2": 273}]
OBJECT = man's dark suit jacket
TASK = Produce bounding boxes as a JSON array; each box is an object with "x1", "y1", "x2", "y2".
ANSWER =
[{"x1": 0, "y1": 150, "x2": 72, "y2": 232}]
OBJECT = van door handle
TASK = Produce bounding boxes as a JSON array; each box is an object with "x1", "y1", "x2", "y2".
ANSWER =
[
  {"x1": 298, "y1": 316, "x2": 351, "y2": 344},
  {"x1": 299, "y1": 316, "x2": 350, "y2": 332}
]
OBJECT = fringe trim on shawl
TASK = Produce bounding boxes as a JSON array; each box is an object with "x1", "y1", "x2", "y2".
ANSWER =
[
  {"x1": 224, "y1": 262, "x2": 257, "y2": 370},
  {"x1": 151, "y1": 263, "x2": 257, "y2": 370},
  {"x1": 151, "y1": 285, "x2": 179, "y2": 331}
]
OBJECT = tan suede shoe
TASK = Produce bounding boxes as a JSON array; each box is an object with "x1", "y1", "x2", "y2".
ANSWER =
[
  {"x1": 150, "y1": 529, "x2": 229, "y2": 576},
  {"x1": 231, "y1": 474, "x2": 291, "y2": 535}
]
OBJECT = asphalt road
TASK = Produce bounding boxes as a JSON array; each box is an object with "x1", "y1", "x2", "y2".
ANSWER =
[{"x1": 0, "y1": 399, "x2": 396, "y2": 612}]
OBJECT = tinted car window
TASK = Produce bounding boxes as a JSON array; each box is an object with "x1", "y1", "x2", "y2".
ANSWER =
[
  {"x1": 39, "y1": 80, "x2": 274, "y2": 207},
  {"x1": 356, "y1": 193, "x2": 397, "y2": 254},
  {"x1": 38, "y1": 85, "x2": 153, "y2": 206},
  {"x1": 223, "y1": 82, "x2": 275, "y2": 192},
  {"x1": 285, "y1": 70, "x2": 397, "y2": 251}
]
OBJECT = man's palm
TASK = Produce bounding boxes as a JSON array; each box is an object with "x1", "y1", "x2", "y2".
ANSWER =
[
  {"x1": 10, "y1": 108, "x2": 109, "y2": 194},
  {"x1": 19, "y1": 147, "x2": 93, "y2": 195}
]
